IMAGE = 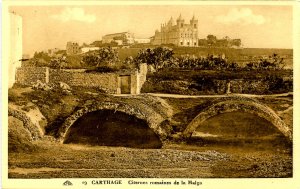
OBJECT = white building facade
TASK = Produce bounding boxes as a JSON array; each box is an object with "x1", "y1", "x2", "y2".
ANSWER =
[
  {"x1": 151, "y1": 15, "x2": 198, "y2": 47},
  {"x1": 9, "y1": 12, "x2": 23, "y2": 88}
]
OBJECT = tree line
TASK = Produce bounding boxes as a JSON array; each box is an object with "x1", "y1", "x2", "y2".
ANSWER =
[{"x1": 24, "y1": 46, "x2": 287, "y2": 72}]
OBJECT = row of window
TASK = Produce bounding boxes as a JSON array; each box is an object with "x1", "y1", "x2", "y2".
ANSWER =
[
  {"x1": 180, "y1": 33, "x2": 197, "y2": 38},
  {"x1": 180, "y1": 23, "x2": 197, "y2": 28},
  {"x1": 180, "y1": 42, "x2": 197, "y2": 46}
]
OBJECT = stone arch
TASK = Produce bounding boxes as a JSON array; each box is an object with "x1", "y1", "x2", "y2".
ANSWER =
[
  {"x1": 58, "y1": 101, "x2": 168, "y2": 143},
  {"x1": 8, "y1": 108, "x2": 43, "y2": 140},
  {"x1": 183, "y1": 99, "x2": 292, "y2": 141}
]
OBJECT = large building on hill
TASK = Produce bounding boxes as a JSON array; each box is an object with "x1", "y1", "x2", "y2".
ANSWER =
[
  {"x1": 150, "y1": 14, "x2": 198, "y2": 47},
  {"x1": 102, "y1": 32, "x2": 135, "y2": 45}
]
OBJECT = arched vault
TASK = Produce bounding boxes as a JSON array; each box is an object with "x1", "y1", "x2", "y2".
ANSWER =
[{"x1": 183, "y1": 99, "x2": 292, "y2": 141}]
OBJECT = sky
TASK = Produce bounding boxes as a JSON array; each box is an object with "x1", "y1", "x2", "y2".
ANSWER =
[{"x1": 10, "y1": 5, "x2": 293, "y2": 56}]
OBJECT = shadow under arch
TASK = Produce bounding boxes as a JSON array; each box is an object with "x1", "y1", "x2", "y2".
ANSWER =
[{"x1": 58, "y1": 101, "x2": 168, "y2": 147}]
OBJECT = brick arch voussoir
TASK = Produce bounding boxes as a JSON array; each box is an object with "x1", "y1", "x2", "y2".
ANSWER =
[
  {"x1": 8, "y1": 108, "x2": 43, "y2": 140},
  {"x1": 58, "y1": 102, "x2": 167, "y2": 143},
  {"x1": 183, "y1": 100, "x2": 292, "y2": 142}
]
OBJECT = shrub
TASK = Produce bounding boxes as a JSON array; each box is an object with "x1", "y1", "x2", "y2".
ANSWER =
[
  {"x1": 265, "y1": 75, "x2": 293, "y2": 93},
  {"x1": 134, "y1": 47, "x2": 174, "y2": 70},
  {"x1": 22, "y1": 58, "x2": 49, "y2": 67}
]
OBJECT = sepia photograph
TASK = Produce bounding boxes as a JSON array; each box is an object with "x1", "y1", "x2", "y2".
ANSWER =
[{"x1": 1, "y1": 1, "x2": 299, "y2": 188}]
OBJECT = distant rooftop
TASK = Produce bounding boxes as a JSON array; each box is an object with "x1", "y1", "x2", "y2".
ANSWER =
[{"x1": 103, "y1": 32, "x2": 132, "y2": 37}]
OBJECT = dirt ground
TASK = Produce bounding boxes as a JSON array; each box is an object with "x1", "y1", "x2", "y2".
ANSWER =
[{"x1": 8, "y1": 139, "x2": 292, "y2": 178}]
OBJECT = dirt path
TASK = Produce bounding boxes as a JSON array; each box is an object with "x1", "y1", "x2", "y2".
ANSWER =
[
  {"x1": 147, "y1": 92, "x2": 293, "y2": 98},
  {"x1": 114, "y1": 92, "x2": 292, "y2": 98}
]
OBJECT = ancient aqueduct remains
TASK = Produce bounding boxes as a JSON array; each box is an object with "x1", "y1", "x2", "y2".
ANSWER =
[{"x1": 9, "y1": 95, "x2": 292, "y2": 144}]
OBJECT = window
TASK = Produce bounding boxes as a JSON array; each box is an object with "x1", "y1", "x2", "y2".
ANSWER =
[
  {"x1": 180, "y1": 42, "x2": 183, "y2": 45},
  {"x1": 181, "y1": 23, "x2": 183, "y2": 27},
  {"x1": 194, "y1": 24, "x2": 197, "y2": 28},
  {"x1": 194, "y1": 42, "x2": 197, "y2": 46},
  {"x1": 187, "y1": 42, "x2": 190, "y2": 46}
]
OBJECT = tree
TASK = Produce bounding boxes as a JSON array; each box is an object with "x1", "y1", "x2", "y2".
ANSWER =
[
  {"x1": 82, "y1": 47, "x2": 119, "y2": 68},
  {"x1": 198, "y1": 39, "x2": 208, "y2": 46},
  {"x1": 22, "y1": 58, "x2": 49, "y2": 67},
  {"x1": 49, "y1": 56, "x2": 67, "y2": 69},
  {"x1": 231, "y1": 39, "x2": 242, "y2": 47},
  {"x1": 33, "y1": 51, "x2": 51, "y2": 62},
  {"x1": 134, "y1": 47, "x2": 174, "y2": 70},
  {"x1": 207, "y1": 35, "x2": 217, "y2": 46}
]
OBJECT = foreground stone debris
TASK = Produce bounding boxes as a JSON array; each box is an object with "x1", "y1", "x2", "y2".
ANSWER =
[{"x1": 8, "y1": 142, "x2": 292, "y2": 178}]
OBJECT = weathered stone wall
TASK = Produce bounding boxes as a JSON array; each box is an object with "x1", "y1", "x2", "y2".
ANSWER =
[
  {"x1": 139, "y1": 63, "x2": 148, "y2": 88},
  {"x1": 208, "y1": 79, "x2": 270, "y2": 94},
  {"x1": 130, "y1": 71, "x2": 139, "y2": 94},
  {"x1": 144, "y1": 78, "x2": 274, "y2": 95},
  {"x1": 49, "y1": 69, "x2": 119, "y2": 93},
  {"x1": 16, "y1": 67, "x2": 49, "y2": 85},
  {"x1": 229, "y1": 79, "x2": 269, "y2": 94},
  {"x1": 16, "y1": 67, "x2": 121, "y2": 93},
  {"x1": 127, "y1": 63, "x2": 148, "y2": 94},
  {"x1": 15, "y1": 66, "x2": 148, "y2": 94}
]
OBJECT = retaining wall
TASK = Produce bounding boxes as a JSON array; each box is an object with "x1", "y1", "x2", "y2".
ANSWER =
[
  {"x1": 15, "y1": 67, "x2": 49, "y2": 85},
  {"x1": 49, "y1": 69, "x2": 119, "y2": 93},
  {"x1": 15, "y1": 64, "x2": 148, "y2": 94}
]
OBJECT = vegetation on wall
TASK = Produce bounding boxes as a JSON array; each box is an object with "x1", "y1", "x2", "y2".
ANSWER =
[
  {"x1": 20, "y1": 46, "x2": 292, "y2": 94},
  {"x1": 142, "y1": 69, "x2": 293, "y2": 95}
]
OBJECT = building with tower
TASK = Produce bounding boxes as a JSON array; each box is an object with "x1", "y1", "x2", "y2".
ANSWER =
[
  {"x1": 150, "y1": 14, "x2": 198, "y2": 47},
  {"x1": 66, "y1": 41, "x2": 81, "y2": 55}
]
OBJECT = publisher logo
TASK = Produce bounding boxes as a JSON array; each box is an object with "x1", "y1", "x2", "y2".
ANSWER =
[{"x1": 63, "y1": 180, "x2": 73, "y2": 186}]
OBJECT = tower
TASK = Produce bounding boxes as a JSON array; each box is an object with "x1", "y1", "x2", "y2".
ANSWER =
[
  {"x1": 190, "y1": 15, "x2": 198, "y2": 29},
  {"x1": 190, "y1": 15, "x2": 198, "y2": 47},
  {"x1": 168, "y1": 17, "x2": 174, "y2": 26},
  {"x1": 176, "y1": 14, "x2": 185, "y2": 28}
]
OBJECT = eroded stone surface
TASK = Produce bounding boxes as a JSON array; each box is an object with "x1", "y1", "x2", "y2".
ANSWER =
[{"x1": 183, "y1": 97, "x2": 292, "y2": 141}]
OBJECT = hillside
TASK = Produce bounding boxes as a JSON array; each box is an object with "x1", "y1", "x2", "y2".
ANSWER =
[{"x1": 118, "y1": 47, "x2": 293, "y2": 68}]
